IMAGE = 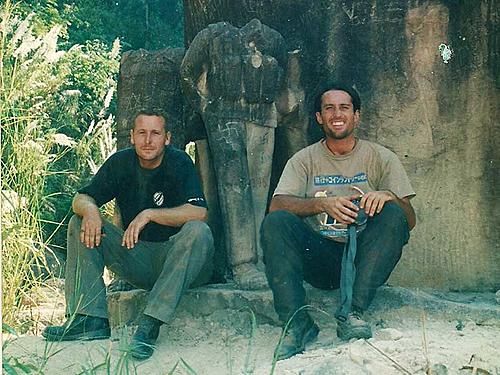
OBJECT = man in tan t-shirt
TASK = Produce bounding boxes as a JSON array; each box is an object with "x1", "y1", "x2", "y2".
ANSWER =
[{"x1": 261, "y1": 83, "x2": 416, "y2": 361}]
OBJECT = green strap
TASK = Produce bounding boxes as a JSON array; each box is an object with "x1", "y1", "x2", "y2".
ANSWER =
[{"x1": 336, "y1": 224, "x2": 357, "y2": 320}]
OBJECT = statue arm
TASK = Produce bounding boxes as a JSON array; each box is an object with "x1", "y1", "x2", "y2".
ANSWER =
[
  {"x1": 276, "y1": 49, "x2": 302, "y2": 119},
  {"x1": 180, "y1": 28, "x2": 211, "y2": 111}
]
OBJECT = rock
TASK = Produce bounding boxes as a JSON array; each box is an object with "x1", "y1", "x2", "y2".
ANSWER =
[
  {"x1": 377, "y1": 328, "x2": 403, "y2": 341},
  {"x1": 105, "y1": 285, "x2": 500, "y2": 331},
  {"x1": 107, "y1": 289, "x2": 149, "y2": 329},
  {"x1": 429, "y1": 363, "x2": 448, "y2": 375},
  {"x1": 116, "y1": 48, "x2": 186, "y2": 149},
  {"x1": 495, "y1": 290, "x2": 500, "y2": 304}
]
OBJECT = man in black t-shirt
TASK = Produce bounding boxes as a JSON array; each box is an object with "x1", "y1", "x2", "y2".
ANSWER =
[{"x1": 42, "y1": 111, "x2": 214, "y2": 360}]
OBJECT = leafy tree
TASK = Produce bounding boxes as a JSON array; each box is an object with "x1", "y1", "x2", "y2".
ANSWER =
[
  {"x1": 9, "y1": 0, "x2": 69, "y2": 34},
  {"x1": 60, "y1": 0, "x2": 184, "y2": 51},
  {"x1": 11, "y1": 0, "x2": 184, "y2": 51}
]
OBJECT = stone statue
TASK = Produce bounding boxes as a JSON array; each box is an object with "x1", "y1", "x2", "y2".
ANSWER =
[{"x1": 180, "y1": 19, "x2": 288, "y2": 289}]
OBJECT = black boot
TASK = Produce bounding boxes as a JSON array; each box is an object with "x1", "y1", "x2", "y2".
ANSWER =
[
  {"x1": 42, "y1": 314, "x2": 110, "y2": 341},
  {"x1": 129, "y1": 314, "x2": 162, "y2": 360},
  {"x1": 275, "y1": 314, "x2": 319, "y2": 361}
]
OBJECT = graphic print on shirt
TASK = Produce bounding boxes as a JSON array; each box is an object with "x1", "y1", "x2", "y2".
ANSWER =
[
  {"x1": 312, "y1": 172, "x2": 368, "y2": 241},
  {"x1": 314, "y1": 172, "x2": 368, "y2": 186},
  {"x1": 153, "y1": 191, "x2": 165, "y2": 206}
]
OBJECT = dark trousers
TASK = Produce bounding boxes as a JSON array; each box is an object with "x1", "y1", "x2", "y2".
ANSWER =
[{"x1": 260, "y1": 202, "x2": 410, "y2": 323}]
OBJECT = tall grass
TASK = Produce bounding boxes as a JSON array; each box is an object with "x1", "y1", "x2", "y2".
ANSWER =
[
  {"x1": 1, "y1": 0, "x2": 69, "y2": 328},
  {"x1": 1, "y1": 0, "x2": 119, "y2": 331},
  {"x1": 1, "y1": 113, "x2": 62, "y2": 328}
]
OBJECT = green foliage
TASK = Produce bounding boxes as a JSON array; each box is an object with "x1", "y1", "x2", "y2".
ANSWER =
[
  {"x1": 10, "y1": 0, "x2": 184, "y2": 51},
  {"x1": 43, "y1": 39, "x2": 119, "y2": 245},
  {"x1": 60, "y1": 0, "x2": 184, "y2": 51},
  {"x1": 2, "y1": 0, "x2": 183, "y2": 335},
  {"x1": 1, "y1": 0, "x2": 69, "y2": 327},
  {"x1": 56, "y1": 39, "x2": 120, "y2": 137},
  {"x1": 1, "y1": 0, "x2": 119, "y2": 330},
  {"x1": 10, "y1": 0, "x2": 69, "y2": 36}
]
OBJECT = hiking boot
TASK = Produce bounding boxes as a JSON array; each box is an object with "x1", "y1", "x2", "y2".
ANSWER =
[
  {"x1": 233, "y1": 263, "x2": 268, "y2": 290},
  {"x1": 130, "y1": 314, "x2": 162, "y2": 360},
  {"x1": 42, "y1": 314, "x2": 110, "y2": 341},
  {"x1": 336, "y1": 310, "x2": 372, "y2": 341},
  {"x1": 275, "y1": 315, "x2": 319, "y2": 361}
]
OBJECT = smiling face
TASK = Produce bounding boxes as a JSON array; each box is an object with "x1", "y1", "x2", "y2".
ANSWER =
[
  {"x1": 315, "y1": 90, "x2": 360, "y2": 141},
  {"x1": 130, "y1": 114, "x2": 171, "y2": 169}
]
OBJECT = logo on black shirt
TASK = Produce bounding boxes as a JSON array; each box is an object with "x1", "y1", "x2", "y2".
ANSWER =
[{"x1": 153, "y1": 191, "x2": 164, "y2": 206}]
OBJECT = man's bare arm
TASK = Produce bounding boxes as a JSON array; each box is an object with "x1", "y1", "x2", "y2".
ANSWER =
[
  {"x1": 359, "y1": 191, "x2": 416, "y2": 230},
  {"x1": 146, "y1": 204, "x2": 207, "y2": 226},
  {"x1": 270, "y1": 195, "x2": 323, "y2": 216},
  {"x1": 72, "y1": 193, "x2": 103, "y2": 248},
  {"x1": 271, "y1": 192, "x2": 416, "y2": 230},
  {"x1": 122, "y1": 204, "x2": 207, "y2": 249},
  {"x1": 391, "y1": 195, "x2": 416, "y2": 230},
  {"x1": 269, "y1": 194, "x2": 360, "y2": 225}
]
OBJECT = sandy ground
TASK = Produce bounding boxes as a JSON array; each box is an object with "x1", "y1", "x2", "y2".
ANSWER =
[{"x1": 3, "y1": 281, "x2": 500, "y2": 375}]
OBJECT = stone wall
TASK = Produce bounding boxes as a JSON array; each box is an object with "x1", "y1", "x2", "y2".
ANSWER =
[
  {"x1": 320, "y1": 1, "x2": 500, "y2": 290},
  {"x1": 181, "y1": 0, "x2": 500, "y2": 290},
  {"x1": 114, "y1": 1, "x2": 500, "y2": 291}
]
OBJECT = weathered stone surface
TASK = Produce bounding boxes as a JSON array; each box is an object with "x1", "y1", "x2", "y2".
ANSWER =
[
  {"x1": 195, "y1": 139, "x2": 228, "y2": 282},
  {"x1": 183, "y1": 0, "x2": 500, "y2": 290},
  {"x1": 107, "y1": 289, "x2": 149, "y2": 328},
  {"x1": 429, "y1": 363, "x2": 449, "y2": 375},
  {"x1": 376, "y1": 327, "x2": 404, "y2": 341},
  {"x1": 106, "y1": 285, "x2": 500, "y2": 328},
  {"x1": 116, "y1": 48, "x2": 186, "y2": 149}
]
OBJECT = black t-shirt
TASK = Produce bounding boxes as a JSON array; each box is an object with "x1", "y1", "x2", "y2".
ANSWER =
[{"x1": 79, "y1": 146, "x2": 206, "y2": 242}]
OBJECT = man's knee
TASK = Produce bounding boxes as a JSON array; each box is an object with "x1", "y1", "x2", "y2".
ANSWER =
[
  {"x1": 68, "y1": 214, "x2": 82, "y2": 235},
  {"x1": 67, "y1": 214, "x2": 82, "y2": 240},
  {"x1": 369, "y1": 202, "x2": 410, "y2": 245},
  {"x1": 176, "y1": 220, "x2": 214, "y2": 256},
  {"x1": 378, "y1": 202, "x2": 408, "y2": 230},
  {"x1": 180, "y1": 220, "x2": 213, "y2": 245},
  {"x1": 171, "y1": 221, "x2": 214, "y2": 283},
  {"x1": 261, "y1": 210, "x2": 300, "y2": 236},
  {"x1": 261, "y1": 210, "x2": 302, "y2": 261}
]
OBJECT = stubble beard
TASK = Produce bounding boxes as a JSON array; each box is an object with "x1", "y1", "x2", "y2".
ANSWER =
[
  {"x1": 324, "y1": 127, "x2": 353, "y2": 140},
  {"x1": 137, "y1": 147, "x2": 165, "y2": 168}
]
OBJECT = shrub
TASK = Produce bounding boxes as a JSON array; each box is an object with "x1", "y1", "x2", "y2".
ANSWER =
[{"x1": 1, "y1": 0, "x2": 119, "y2": 330}]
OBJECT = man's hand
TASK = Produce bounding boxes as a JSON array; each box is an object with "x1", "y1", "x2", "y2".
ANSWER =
[
  {"x1": 321, "y1": 194, "x2": 360, "y2": 225},
  {"x1": 122, "y1": 210, "x2": 151, "y2": 249},
  {"x1": 73, "y1": 193, "x2": 103, "y2": 249},
  {"x1": 360, "y1": 190, "x2": 395, "y2": 217},
  {"x1": 80, "y1": 210, "x2": 103, "y2": 249}
]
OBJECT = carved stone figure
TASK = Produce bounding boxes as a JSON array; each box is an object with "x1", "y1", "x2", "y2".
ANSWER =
[{"x1": 181, "y1": 19, "x2": 288, "y2": 289}]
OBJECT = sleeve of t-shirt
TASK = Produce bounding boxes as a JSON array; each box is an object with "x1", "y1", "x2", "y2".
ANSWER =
[
  {"x1": 78, "y1": 154, "x2": 119, "y2": 207},
  {"x1": 378, "y1": 151, "x2": 416, "y2": 199},
  {"x1": 273, "y1": 155, "x2": 308, "y2": 197},
  {"x1": 178, "y1": 153, "x2": 207, "y2": 208}
]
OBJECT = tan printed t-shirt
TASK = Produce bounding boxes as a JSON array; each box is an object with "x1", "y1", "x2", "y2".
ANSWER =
[{"x1": 273, "y1": 139, "x2": 416, "y2": 234}]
